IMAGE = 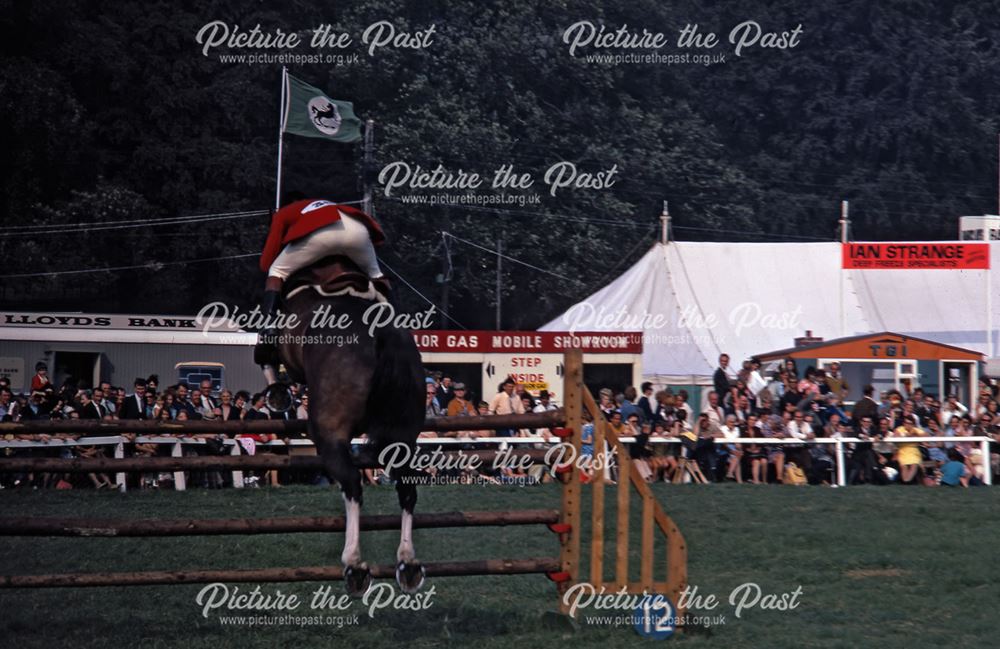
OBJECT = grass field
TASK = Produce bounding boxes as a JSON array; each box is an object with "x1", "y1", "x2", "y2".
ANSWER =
[{"x1": 0, "y1": 483, "x2": 996, "y2": 648}]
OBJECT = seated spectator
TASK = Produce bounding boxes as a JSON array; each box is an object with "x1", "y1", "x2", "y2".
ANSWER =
[
  {"x1": 797, "y1": 367, "x2": 822, "y2": 404},
  {"x1": 190, "y1": 389, "x2": 213, "y2": 420},
  {"x1": 762, "y1": 414, "x2": 786, "y2": 483},
  {"x1": 425, "y1": 380, "x2": 443, "y2": 418},
  {"x1": 939, "y1": 394, "x2": 968, "y2": 428},
  {"x1": 940, "y1": 448, "x2": 969, "y2": 487},
  {"x1": 692, "y1": 412, "x2": 721, "y2": 481},
  {"x1": 625, "y1": 414, "x2": 653, "y2": 481},
  {"x1": 30, "y1": 362, "x2": 51, "y2": 393},
  {"x1": 785, "y1": 409, "x2": 814, "y2": 475},
  {"x1": 245, "y1": 394, "x2": 271, "y2": 420},
  {"x1": 702, "y1": 390, "x2": 724, "y2": 433},
  {"x1": 218, "y1": 390, "x2": 241, "y2": 421},
  {"x1": 720, "y1": 414, "x2": 742, "y2": 482},
  {"x1": 650, "y1": 419, "x2": 678, "y2": 481},
  {"x1": 891, "y1": 414, "x2": 927, "y2": 484},
  {"x1": 925, "y1": 417, "x2": 949, "y2": 464},
  {"x1": 598, "y1": 388, "x2": 615, "y2": 418},
  {"x1": 674, "y1": 389, "x2": 692, "y2": 424},
  {"x1": 742, "y1": 414, "x2": 767, "y2": 484},
  {"x1": 172, "y1": 384, "x2": 197, "y2": 420}
]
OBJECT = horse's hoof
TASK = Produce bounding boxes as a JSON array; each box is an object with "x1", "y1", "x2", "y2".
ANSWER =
[
  {"x1": 344, "y1": 563, "x2": 372, "y2": 598},
  {"x1": 395, "y1": 561, "x2": 425, "y2": 594}
]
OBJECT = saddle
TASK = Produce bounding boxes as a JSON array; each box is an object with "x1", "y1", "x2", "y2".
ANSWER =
[{"x1": 283, "y1": 255, "x2": 392, "y2": 302}]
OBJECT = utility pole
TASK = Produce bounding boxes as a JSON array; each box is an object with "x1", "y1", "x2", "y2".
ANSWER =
[
  {"x1": 839, "y1": 200, "x2": 850, "y2": 243},
  {"x1": 440, "y1": 233, "x2": 452, "y2": 329},
  {"x1": 839, "y1": 200, "x2": 850, "y2": 338},
  {"x1": 362, "y1": 119, "x2": 375, "y2": 217},
  {"x1": 495, "y1": 230, "x2": 502, "y2": 330},
  {"x1": 660, "y1": 200, "x2": 670, "y2": 244}
]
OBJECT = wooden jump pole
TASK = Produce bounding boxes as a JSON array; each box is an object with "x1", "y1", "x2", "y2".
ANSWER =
[
  {"x1": 0, "y1": 410, "x2": 565, "y2": 435},
  {"x1": 0, "y1": 558, "x2": 563, "y2": 589},
  {"x1": 0, "y1": 449, "x2": 551, "y2": 474},
  {"x1": 0, "y1": 509, "x2": 560, "y2": 537},
  {"x1": 557, "y1": 349, "x2": 583, "y2": 614}
]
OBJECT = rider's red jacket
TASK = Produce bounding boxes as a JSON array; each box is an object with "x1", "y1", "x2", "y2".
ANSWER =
[{"x1": 259, "y1": 199, "x2": 386, "y2": 272}]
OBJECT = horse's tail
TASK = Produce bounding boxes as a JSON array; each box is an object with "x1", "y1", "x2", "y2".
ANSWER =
[{"x1": 365, "y1": 325, "x2": 425, "y2": 466}]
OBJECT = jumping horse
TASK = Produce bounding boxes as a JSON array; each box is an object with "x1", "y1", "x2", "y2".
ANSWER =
[{"x1": 272, "y1": 256, "x2": 426, "y2": 596}]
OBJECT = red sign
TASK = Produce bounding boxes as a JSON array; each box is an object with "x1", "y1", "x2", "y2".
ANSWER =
[
  {"x1": 412, "y1": 330, "x2": 642, "y2": 354},
  {"x1": 842, "y1": 243, "x2": 990, "y2": 269}
]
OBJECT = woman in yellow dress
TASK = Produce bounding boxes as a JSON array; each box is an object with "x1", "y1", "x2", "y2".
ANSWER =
[{"x1": 892, "y1": 414, "x2": 926, "y2": 484}]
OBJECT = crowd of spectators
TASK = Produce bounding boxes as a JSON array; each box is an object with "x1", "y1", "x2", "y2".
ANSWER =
[
  {"x1": 3, "y1": 357, "x2": 998, "y2": 490},
  {"x1": 0, "y1": 365, "x2": 560, "y2": 490},
  {"x1": 609, "y1": 354, "x2": 999, "y2": 487}
]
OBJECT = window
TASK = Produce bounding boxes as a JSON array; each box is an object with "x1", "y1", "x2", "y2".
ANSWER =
[
  {"x1": 175, "y1": 363, "x2": 224, "y2": 393},
  {"x1": 836, "y1": 362, "x2": 896, "y2": 402}
]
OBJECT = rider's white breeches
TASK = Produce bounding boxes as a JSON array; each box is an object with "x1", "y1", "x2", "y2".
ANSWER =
[{"x1": 267, "y1": 211, "x2": 384, "y2": 280}]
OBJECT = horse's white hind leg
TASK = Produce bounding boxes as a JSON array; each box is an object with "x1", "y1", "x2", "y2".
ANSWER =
[
  {"x1": 320, "y1": 438, "x2": 370, "y2": 597},
  {"x1": 341, "y1": 493, "x2": 362, "y2": 567},
  {"x1": 394, "y1": 480, "x2": 424, "y2": 593},
  {"x1": 397, "y1": 509, "x2": 415, "y2": 563}
]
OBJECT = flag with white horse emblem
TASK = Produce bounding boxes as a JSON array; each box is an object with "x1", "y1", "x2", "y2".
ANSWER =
[{"x1": 282, "y1": 73, "x2": 362, "y2": 142}]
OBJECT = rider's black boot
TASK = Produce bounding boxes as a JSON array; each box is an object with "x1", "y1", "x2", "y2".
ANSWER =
[{"x1": 253, "y1": 288, "x2": 282, "y2": 366}]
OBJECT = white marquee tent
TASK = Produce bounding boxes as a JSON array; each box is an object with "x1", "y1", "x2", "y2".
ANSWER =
[{"x1": 540, "y1": 241, "x2": 998, "y2": 382}]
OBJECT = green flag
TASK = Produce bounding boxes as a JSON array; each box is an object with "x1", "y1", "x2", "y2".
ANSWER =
[{"x1": 282, "y1": 74, "x2": 362, "y2": 142}]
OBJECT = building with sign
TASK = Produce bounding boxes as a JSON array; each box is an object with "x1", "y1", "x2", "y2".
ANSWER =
[
  {"x1": 0, "y1": 312, "x2": 258, "y2": 393},
  {"x1": 0, "y1": 313, "x2": 644, "y2": 402},
  {"x1": 755, "y1": 331, "x2": 983, "y2": 405},
  {"x1": 414, "y1": 330, "x2": 643, "y2": 404}
]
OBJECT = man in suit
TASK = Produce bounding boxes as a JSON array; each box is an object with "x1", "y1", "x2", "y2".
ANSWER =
[
  {"x1": 199, "y1": 380, "x2": 217, "y2": 409},
  {"x1": 637, "y1": 382, "x2": 656, "y2": 422},
  {"x1": 848, "y1": 415, "x2": 878, "y2": 484},
  {"x1": 119, "y1": 378, "x2": 148, "y2": 420},
  {"x1": 851, "y1": 384, "x2": 879, "y2": 426},
  {"x1": 78, "y1": 390, "x2": 107, "y2": 419},
  {"x1": 435, "y1": 375, "x2": 455, "y2": 408},
  {"x1": 713, "y1": 354, "x2": 732, "y2": 402}
]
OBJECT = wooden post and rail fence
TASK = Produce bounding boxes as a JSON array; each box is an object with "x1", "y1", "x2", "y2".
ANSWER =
[{"x1": 0, "y1": 350, "x2": 689, "y2": 620}]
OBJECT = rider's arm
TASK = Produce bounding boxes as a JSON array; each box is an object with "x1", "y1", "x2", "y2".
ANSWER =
[{"x1": 259, "y1": 209, "x2": 290, "y2": 272}]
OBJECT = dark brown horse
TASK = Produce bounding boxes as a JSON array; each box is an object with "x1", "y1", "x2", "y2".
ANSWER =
[{"x1": 276, "y1": 272, "x2": 425, "y2": 596}]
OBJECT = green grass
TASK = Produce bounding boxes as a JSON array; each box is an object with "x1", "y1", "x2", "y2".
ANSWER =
[{"x1": 0, "y1": 484, "x2": 996, "y2": 648}]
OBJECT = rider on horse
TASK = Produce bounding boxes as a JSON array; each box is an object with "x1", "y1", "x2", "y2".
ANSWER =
[{"x1": 255, "y1": 191, "x2": 387, "y2": 384}]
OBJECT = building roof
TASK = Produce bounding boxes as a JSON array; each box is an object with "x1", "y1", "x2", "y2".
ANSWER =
[{"x1": 756, "y1": 331, "x2": 983, "y2": 362}]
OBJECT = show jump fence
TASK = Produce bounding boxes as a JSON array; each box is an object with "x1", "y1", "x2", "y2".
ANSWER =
[{"x1": 0, "y1": 350, "x2": 688, "y2": 619}]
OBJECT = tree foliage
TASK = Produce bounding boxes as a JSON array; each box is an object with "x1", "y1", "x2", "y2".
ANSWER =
[{"x1": 2, "y1": 0, "x2": 998, "y2": 326}]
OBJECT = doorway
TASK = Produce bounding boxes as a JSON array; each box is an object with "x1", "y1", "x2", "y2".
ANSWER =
[{"x1": 52, "y1": 352, "x2": 99, "y2": 390}]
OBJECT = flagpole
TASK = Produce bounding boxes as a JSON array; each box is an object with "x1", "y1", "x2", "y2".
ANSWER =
[
  {"x1": 362, "y1": 118, "x2": 374, "y2": 217},
  {"x1": 275, "y1": 66, "x2": 288, "y2": 210}
]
